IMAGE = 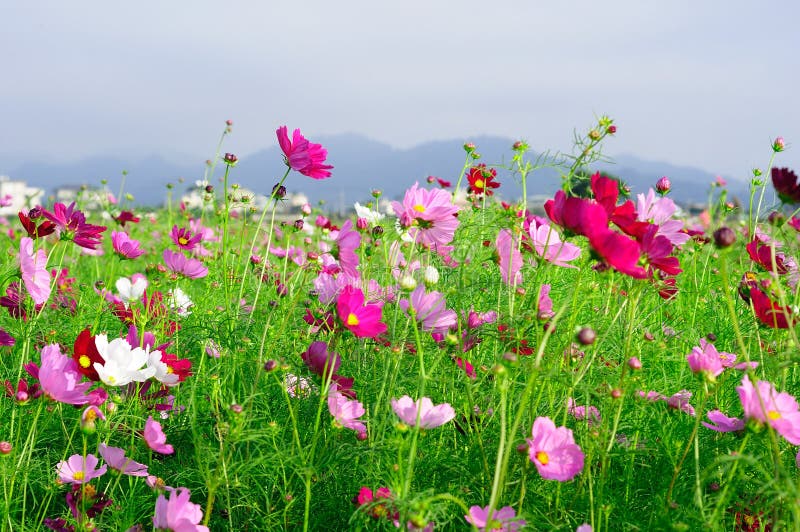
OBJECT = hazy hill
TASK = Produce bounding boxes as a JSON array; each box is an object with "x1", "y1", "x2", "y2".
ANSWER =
[{"x1": 5, "y1": 134, "x2": 748, "y2": 210}]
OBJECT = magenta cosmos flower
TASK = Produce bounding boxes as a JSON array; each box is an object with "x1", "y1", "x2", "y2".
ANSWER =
[
  {"x1": 42, "y1": 201, "x2": 106, "y2": 250},
  {"x1": 686, "y1": 339, "x2": 737, "y2": 379},
  {"x1": 301, "y1": 341, "x2": 341, "y2": 378},
  {"x1": 328, "y1": 382, "x2": 366, "y2": 436},
  {"x1": 527, "y1": 416, "x2": 584, "y2": 481},
  {"x1": 111, "y1": 231, "x2": 145, "y2": 260},
  {"x1": 392, "y1": 182, "x2": 460, "y2": 254},
  {"x1": 153, "y1": 488, "x2": 210, "y2": 532},
  {"x1": 336, "y1": 286, "x2": 387, "y2": 338},
  {"x1": 170, "y1": 225, "x2": 203, "y2": 251},
  {"x1": 98, "y1": 443, "x2": 148, "y2": 477},
  {"x1": 276, "y1": 126, "x2": 333, "y2": 179},
  {"x1": 56, "y1": 453, "x2": 107, "y2": 485},
  {"x1": 19, "y1": 237, "x2": 51, "y2": 306},
  {"x1": 330, "y1": 219, "x2": 361, "y2": 277},
  {"x1": 391, "y1": 396, "x2": 455, "y2": 429},
  {"x1": 163, "y1": 249, "x2": 208, "y2": 279},
  {"x1": 398, "y1": 285, "x2": 457, "y2": 334},
  {"x1": 738, "y1": 375, "x2": 800, "y2": 444},
  {"x1": 464, "y1": 505, "x2": 526, "y2": 532},
  {"x1": 25, "y1": 344, "x2": 94, "y2": 405},
  {"x1": 144, "y1": 416, "x2": 174, "y2": 454}
]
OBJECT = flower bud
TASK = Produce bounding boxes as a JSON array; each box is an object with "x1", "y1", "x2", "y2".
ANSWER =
[
  {"x1": 423, "y1": 265, "x2": 439, "y2": 286},
  {"x1": 611, "y1": 388, "x2": 622, "y2": 399},
  {"x1": 0, "y1": 442, "x2": 11, "y2": 455},
  {"x1": 371, "y1": 226, "x2": 384, "y2": 238},
  {"x1": 627, "y1": 357, "x2": 642, "y2": 370},
  {"x1": 271, "y1": 184, "x2": 286, "y2": 199},
  {"x1": 606, "y1": 125, "x2": 617, "y2": 135},
  {"x1": 426, "y1": 175, "x2": 435, "y2": 184},
  {"x1": 712, "y1": 227, "x2": 736, "y2": 249},
  {"x1": 81, "y1": 406, "x2": 105, "y2": 435},
  {"x1": 264, "y1": 359, "x2": 278, "y2": 372},
  {"x1": 371, "y1": 189, "x2": 382, "y2": 199},
  {"x1": 767, "y1": 211, "x2": 785, "y2": 226},
  {"x1": 293, "y1": 219, "x2": 304, "y2": 231},
  {"x1": 230, "y1": 404, "x2": 243, "y2": 414},
  {"x1": 223, "y1": 153, "x2": 238, "y2": 165},
  {"x1": 226, "y1": 119, "x2": 234, "y2": 126},
  {"x1": 356, "y1": 218, "x2": 368, "y2": 231},
  {"x1": 588, "y1": 129, "x2": 601, "y2": 141},
  {"x1": 577, "y1": 327, "x2": 596, "y2": 345},
  {"x1": 301, "y1": 203, "x2": 312, "y2": 215},
  {"x1": 655, "y1": 176, "x2": 671, "y2": 195},
  {"x1": 773, "y1": 137, "x2": 785, "y2": 153},
  {"x1": 463, "y1": 142, "x2": 476, "y2": 153},
  {"x1": 399, "y1": 275, "x2": 417, "y2": 291}
]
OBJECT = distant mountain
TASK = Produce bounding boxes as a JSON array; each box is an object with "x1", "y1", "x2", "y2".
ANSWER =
[{"x1": 4, "y1": 134, "x2": 747, "y2": 210}]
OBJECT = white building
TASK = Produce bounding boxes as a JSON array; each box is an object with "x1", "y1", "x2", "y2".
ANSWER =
[{"x1": 0, "y1": 176, "x2": 45, "y2": 216}]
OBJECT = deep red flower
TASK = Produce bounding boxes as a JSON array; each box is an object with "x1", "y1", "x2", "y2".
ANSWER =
[
  {"x1": 746, "y1": 239, "x2": 790, "y2": 274},
  {"x1": 18, "y1": 210, "x2": 56, "y2": 240},
  {"x1": 772, "y1": 167, "x2": 800, "y2": 204},
  {"x1": 113, "y1": 211, "x2": 140, "y2": 227},
  {"x1": 466, "y1": 164, "x2": 500, "y2": 196},
  {"x1": 72, "y1": 328, "x2": 103, "y2": 381},
  {"x1": 750, "y1": 287, "x2": 795, "y2": 328}
]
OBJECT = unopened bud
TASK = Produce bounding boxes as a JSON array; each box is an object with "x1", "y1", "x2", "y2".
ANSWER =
[
  {"x1": 606, "y1": 125, "x2": 617, "y2": 135},
  {"x1": 230, "y1": 404, "x2": 243, "y2": 414},
  {"x1": 627, "y1": 357, "x2": 642, "y2": 370},
  {"x1": 423, "y1": 265, "x2": 439, "y2": 286},
  {"x1": 264, "y1": 359, "x2": 278, "y2": 372},
  {"x1": 773, "y1": 137, "x2": 785, "y2": 153},
  {"x1": 463, "y1": 142, "x2": 476, "y2": 153},
  {"x1": 577, "y1": 327, "x2": 596, "y2": 345},
  {"x1": 399, "y1": 275, "x2": 417, "y2": 291},
  {"x1": 293, "y1": 219, "x2": 304, "y2": 231},
  {"x1": 611, "y1": 388, "x2": 622, "y2": 399},
  {"x1": 223, "y1": 153, "x2": 238, "y2": 165},
  {"x1": 0, "y1": 441, "x2": 11, "y2": 455},
  {"x1": 655, "y1": 177, "x2": 671, "y2": 195},
  {"x1": 426, "y1": 175, "x2": 435, "y2": 184},
  {"x1": 712, "y1": 227, "x2": 736, "y2": 249},
  {"x1": 272, "y1": 184, "x2": 287, "y2": 199},
  {"x1": 588, "y1": 129, "x2": 601, "y2": 141},
  {"x1": 356, "y1": 218, "x2": 368, "y2": 230},
  {"x1": 371, "y1": 226, "x2": 384, "y2": 238},
  {"x1": 226, "y1": 119, "x2": 234, "y2": 126}
]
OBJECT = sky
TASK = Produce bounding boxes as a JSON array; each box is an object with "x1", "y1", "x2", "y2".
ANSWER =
[{"x1": 1, "y1": 1, "x2": 798, "y2": 180}]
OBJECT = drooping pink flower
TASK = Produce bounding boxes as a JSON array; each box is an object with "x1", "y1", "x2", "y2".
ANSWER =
[
  {"x1": 526, "y1": 416, "x2": 584, "y2": 481},
  {"x1": 391, "y1": 396, "x2": 455, "y2": 429},
  {"x1": 111, "y1": 231, "x2": 145, "y2": 259},
  {"x1": 392, "y1": 182, "x2": 460, "y2": 255},
  {"x1": 567, "y1": 398, "x2": 601, "y2": 426},
  {"x1": 27, "y1": 344, "x2": 94, "y2": 406},
  {"x1": 42, "y1": 202, "x2": 106, "y2": 250},
  {"x1": 464, "y1": 505, "x2": 526, "y2": 532},
  {"x1": 528, "y1": 221, "x2": 581, "y2": 268},
  {"x1": 686, "y1": 339, "x2": 729, "y2": 379},
  {"x1": 170, "y1": 225, "x2": 203, "y2": 251},
  {"x1": 398, "y1": 285, "x2": 457, "y2": 334},
  {"x1": 331, "y1": 219, "x2": 361, "y2": 277},
  {"x1": 327, "y1": 382, "x2": 366, "y2": 436},
  {"x1": 19, "y1": 237, "x2": 51, "y2": 306},
  {"x1": 163, "y1": 249, "x2": 208, "y2": 279},
  {"x1": 737, "y1": 375, "x2": 800, "y2": 445},
  {"x1": 496, "y1": 229, "x2": 523, "y2": 286},
  {"x1": 336, "y1": 286, "x2": 387, "y2": 338},
  {"x1": 537, "y1": 284, "x2": 554, "y2": 320},
  {"x1": 702, "y1": 410, "x2": 745, "y2": 433},
  {"x1": 144, "y1": 415, "x2": 174, "y2": 454},
  {"x1": 98, "y1": 443, "x2": 149, "y2": 477},
  {"x1": 276, "y1": 126, "x2": 333, "y2": 179},
  {"x1": 56, "y1": 454, "x2": 107, "y2": 485},
  {"x1": 665, "y1": 390, "x2": 696, "y2": 416},
  {"x1": 153, "y1": 488, "x2": 210, "y2": 532}
]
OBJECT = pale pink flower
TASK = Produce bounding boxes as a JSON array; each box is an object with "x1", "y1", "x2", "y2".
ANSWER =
[
  {"x1": 111, "y1": 231, "x2": 145, "y2": 259},
  {"x1": 496, "y1": 229, "x2": 522, "y2": 286},
  {"x1": 163, "y1": 249, "x2": 208, "y2": 279},
  {"x1": 464, "y1": 505, "x2": 526, "y2": 531},
  {"x1": 56, "y1": 453, "x2": 107, "y2": 485},
  {"x1": 328, "y1": 382, "x2": 366, "y2": 436},
  {"x1": 567, "y1": 398, "x2": 601, "y2": 426},
  {"x1": 737, "y1": 375, "x2": 800, "y2": 444},
  {"x1": 702, "y1": 410, "x2": 745, "y2": 433},
  {"x1": 153, "y1": 487, "x2": 210, "y2": 532},
  {"x1": 391, "y1": 396, "x2": 455, "y2": 429},
  {"x1": 98, "y1": 443, "x2": 149, "y2": 477},
  {"x1": 529, "y1": 221, "x2": 581, "y2": 267},
  {"x1": 392, "y1": 182, "x2": 460, "y2": 254},
  {"x1": 398, "y1": 286, "x2": 457, "y2": 334},
  {"x1": 538, "y1": 284, "x2": 554, "y2": 320},
  {"x1": 686, "y1": 339, "x2": 728, "y2": 378},
  {"x1": 527, "y1": 416, "x2": 584, "y2": 481},
  {"x1": 19, "y1": 237, "x2": 51, "y2": 305},
  {"x1": 26, "y1": 344, "x2": 94, "y2": 405}
]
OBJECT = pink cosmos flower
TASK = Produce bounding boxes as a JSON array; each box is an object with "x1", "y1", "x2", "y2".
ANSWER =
[
  {"x1": 170, "y1": 225, "x2": 203, "y2": 251},
  {"x1": 567, "y1": 398, "x2": 601, "y2": 426},
  {"x1": 111, "y1": 231, "x2": 145, "y2": 259},
  {"x1": 144, "y1": 416, "x2": 175, "y2": 454},
  {"x1": 528, "y1": 221, "x2": 581, "y2": 268},
  {"x1": 392, "y1": 182, "x2": 460, "y2": 255},
  {"x1": 331, "y1": 219, "x2": 361, "y2": 277},
  {"x1": 464, "y1": 505, "x2": 526, "y2": 532},
  {"x1": 19, "y1": 237, "x2": 51, "y2": 306},
  {"x1": 153, "y1": 488, "x2": 210, "y2": 532},
  {"x1": 336, "y1": 286, "x2": 387, "y2": 338},
  {"x1": 526, "y1": 416, "x2": 584, "y2": 481},
  {"x1": 26, "y1": 344, "x2": 94, "y2": 405},
  {"x1": 163, "y1": 249, "x2": 208, "y2": 279},
  {"x1": 398, "y1": 285, "x2": 457, "y2": 334},
  {"x1": 56, "y1": 453, "x2": 107, "y2": 485},
  {"x1": 686, "y1": 339, "x2": 731, "y2": 379},
  {"x1": 276, "y1": 126, "x2": 333, "y2": 179},
  {"x1": 391, "y1": 396, "x2": 455, "y2": 429},
  {"x1": 737, "y1": 375, "x2": 800, "y2": 444},
  {"x1": 538, "y1": 284, "x2": 554, "y2": 320},
  {"x1": 98, "y1": 443, "x2": 149, "y2": 477},
  {"x1": 42, "y1": 202, "x2": 106, "y2": 250},
  {"x1": 702, "y1": 410, "x2": 746, "y2": 433},
  {"x1": 636, "y1": 189, "x2": 689, "y2": 247},
  {"x1": 496, "y1": 229, "x2": 523, "y2": 286},
  {"x1": 328, "y1": 382, "x2": 366, "y2": 436}
]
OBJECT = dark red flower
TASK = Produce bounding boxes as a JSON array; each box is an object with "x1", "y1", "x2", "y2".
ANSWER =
[
  {"x1": 746, "y1": 239, "x2": 790, "y2": 274},
  {"x1": 750, "y1": 286, "x2": 795, "y2": 328},
  {"x1": 18, "y1": 210, "x2": 56, "y2": 240},
  {"x1": 72, "y1": 328, "x2": 104, "y2": 381},
  {"x1": 114, "y1": 211, "x2": 140, "y2": 227},
  {"x1": 466, "y1": 164, "x2": 500, "y2": 196},
  {"x1": 772, "y1": 167, "x2": 800, "y2": 204}
]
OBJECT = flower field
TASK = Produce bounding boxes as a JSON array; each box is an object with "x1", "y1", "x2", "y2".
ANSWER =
[{"x1": 2, "y1": 119, "x2": 799, "y2": 531}]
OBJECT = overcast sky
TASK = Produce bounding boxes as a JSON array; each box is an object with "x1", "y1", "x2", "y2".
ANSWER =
[{"x1": 1, "y1": 1, "x2": 798, "y2": 179}]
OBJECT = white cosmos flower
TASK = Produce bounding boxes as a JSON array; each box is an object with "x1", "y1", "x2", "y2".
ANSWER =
[
  {"x1": 167, "y1": 288, "x2": 193, "y2": 317},
  {"x1": 354, "y1": 202, "x2": 385, "y2": 224},
  {"x1": 116, "y1": 276, "x2": 147, "y2": 307},
  {"x1": 147, "y1": 351, "x2": 179, "y2": 386},
  {"x1": 93, "y1": 335, "x2": 157, "y2": 387}
]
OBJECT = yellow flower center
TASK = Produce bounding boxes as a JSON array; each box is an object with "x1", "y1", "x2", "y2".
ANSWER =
[
  {"x1": 347, "y1": 313, "x2": 360, "y2": 326},
  {"x1": 106, "y1": 375, "x2": 116, "y2": 385},
  {"x1": 73, "y1": 471, "x2": 85, "y2": 481},
  {"x1": 167, "y1": 366, "x2": 174, "y2": 374},
  {"x1": 413, "y1": 204, "x2": 426, "y2": 213},
  {"x1": 768, "y1": 410, "x2": 781, "y2": 420},
  {"x1": 178, "y1": 237, "x2": 189, "y2": 246},
  {"x1": 84, "y1": 409, "x2": 98, "y2": 422},
  {"x1": 78, "y1": 355, "x2": 91, "y2": 368},
  {"x1": 474, "y1": 179, "x2": 485, "y2": 188},
  {"x1": 536, "y1": 451, "x2": 549, "y2": 465}
]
